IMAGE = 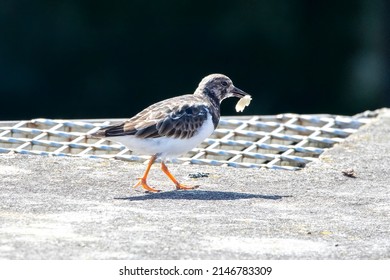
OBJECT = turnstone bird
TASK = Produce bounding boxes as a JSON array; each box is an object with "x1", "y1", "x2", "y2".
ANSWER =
[{"x1": 91, "y1": 73, "x2": 251, "y2": 192}]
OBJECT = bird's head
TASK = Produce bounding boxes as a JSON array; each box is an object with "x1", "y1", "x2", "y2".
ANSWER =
[{"x1": 194, "y1": 73, "x2": 249, "y2": 104}]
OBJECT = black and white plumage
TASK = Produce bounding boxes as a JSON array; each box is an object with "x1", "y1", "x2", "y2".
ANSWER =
[{"x1": 91, "y1": 73, "x2": 250, "y2": 192}]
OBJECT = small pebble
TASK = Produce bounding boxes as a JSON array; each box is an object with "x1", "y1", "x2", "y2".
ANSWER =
[
  {"x1": 188, "y1": 172, "x2": 209, "y2": 179},
  {"x1": 342, "y1": 168, "x2": 357, "y2": 178}
]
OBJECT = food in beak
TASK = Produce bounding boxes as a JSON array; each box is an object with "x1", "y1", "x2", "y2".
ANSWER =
[{"x1": 235, "y1": 95, "x2": 252, "y2": 112}]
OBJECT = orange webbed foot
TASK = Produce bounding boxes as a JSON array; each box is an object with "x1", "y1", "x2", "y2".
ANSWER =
[
  {"x1": 160, "y1": 162, "x2": 200, "y2": 191},
  {"x1": 175, "y1": 183, "x2": 199, "y2": 191},
  {"x1": 132, "y1": 178, "x2": 161, "y2": 193}
]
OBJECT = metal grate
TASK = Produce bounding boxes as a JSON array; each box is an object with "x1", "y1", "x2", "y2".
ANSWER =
[{"x1": 0, "y1": 114, "x2": 372, "y2": 170}]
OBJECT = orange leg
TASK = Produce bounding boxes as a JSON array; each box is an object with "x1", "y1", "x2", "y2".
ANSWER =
[
  {"x1": 160, "y1": 162, "x2": 199, "y2": 190},
  {"x1": 132, "y1": 155, "x2": 160, "y2": 192}
]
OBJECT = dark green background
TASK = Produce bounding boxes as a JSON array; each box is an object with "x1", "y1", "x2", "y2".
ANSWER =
[{"x1": 1, "y1": 0, "x2": 388, "y2": 120}]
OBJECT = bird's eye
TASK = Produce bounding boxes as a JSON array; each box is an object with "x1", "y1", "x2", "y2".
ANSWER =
[{"x1": 221, "y1": 81, "x2": 228, "y2": 86}]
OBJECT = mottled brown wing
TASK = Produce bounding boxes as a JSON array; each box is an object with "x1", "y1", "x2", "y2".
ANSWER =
[{"x1": 93, "y1": 95, "x2": 209, "y2": 140}]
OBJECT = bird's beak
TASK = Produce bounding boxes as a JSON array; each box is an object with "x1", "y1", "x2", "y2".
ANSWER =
[{"x1": 230, "y1": 86, "x2": 249, "y2": 98}]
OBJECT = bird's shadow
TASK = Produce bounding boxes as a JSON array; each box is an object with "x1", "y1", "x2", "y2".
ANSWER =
[{"x1": 114, "y1": 190, "x2": 289, "y2": 201}]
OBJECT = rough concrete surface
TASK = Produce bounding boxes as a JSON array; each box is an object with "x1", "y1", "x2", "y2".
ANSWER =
[{"x1": 1, "y1": 109, "x2": 390, "y2": 260}]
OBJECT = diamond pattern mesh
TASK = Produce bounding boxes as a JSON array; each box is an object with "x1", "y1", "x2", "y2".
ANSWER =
[{"x1": 0, "y1": 114, "x2": 371, "y2": 170}]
